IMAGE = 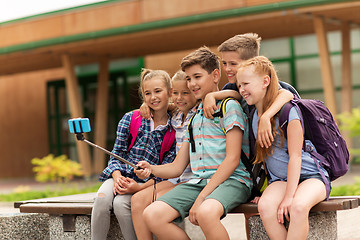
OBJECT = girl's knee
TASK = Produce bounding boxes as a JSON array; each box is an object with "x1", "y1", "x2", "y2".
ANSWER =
[
  {"x1": 257, "y1": 197, "x2": 267, "y2": 213},
  {"x1": 112, "y1": 195, "x2": 132, "y2": 219},
  {"x1": 93, "y1": 192, "x2": 113, "y2": 211},
  {"x1": 290, "y1": 200, "x2": 310, "y2": 218},
  {"x1": 258, "y1": 197, "x2": 275, "y2": 218},
  {"x1": 131, "y1": 192, "x2": 149, "y2": 213}
]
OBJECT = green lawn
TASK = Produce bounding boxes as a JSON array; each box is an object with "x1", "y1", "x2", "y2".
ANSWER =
[
  {"x1": 1, "y1": 178, "x2": 359, "y2": 202},
  {"x1": 0, "y1": 182, "x2": 101, "y2": 202}
]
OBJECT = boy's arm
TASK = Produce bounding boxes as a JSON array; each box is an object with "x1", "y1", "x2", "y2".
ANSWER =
[
  {"x1": 140, "y1": 102, "x2": 176, "y2": 120},
  {"x1": 258, "y1": 89, "x2": 293, "y2": 148},
  {"x1": 203, "y1": 90, "x2": 241, "y2": 119},
  {"x1": 139, "y1": 102, "x2": 152, "y2": 120},
  {"x1": 136, "y1": 142, "x2": 190, "y2": 179}
]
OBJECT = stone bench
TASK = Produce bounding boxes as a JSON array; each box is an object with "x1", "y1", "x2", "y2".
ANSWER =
[
  {"x1": 15, "y1": 193, "x2": 360, "y2": 239},
  {"x1": 231, "y1": 196, "x2": 360, "y2": 239},
  {"x1": 0, "y1": 213, "x2": 49, "y2": 239}
]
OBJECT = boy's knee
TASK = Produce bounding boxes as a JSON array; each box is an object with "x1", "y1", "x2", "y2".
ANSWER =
[
  {"x1": 197, "y1": 200, "x2": 223, "y2": 224},
  {"x1": 143, "y1": 202, "x2": 166, "y2": 227}
]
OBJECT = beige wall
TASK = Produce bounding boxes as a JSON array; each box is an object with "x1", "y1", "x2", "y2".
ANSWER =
[
  {"x1": 0, "y1": 69, "x2": 64, "y2": 178},
  {"x1": 145, "y1": 46, "x2": 229, "y2": 89}
]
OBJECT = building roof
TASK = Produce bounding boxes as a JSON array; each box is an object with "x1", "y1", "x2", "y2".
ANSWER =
[{"x1": 0, "y1": 0, "x2": 359, "y2": 75}]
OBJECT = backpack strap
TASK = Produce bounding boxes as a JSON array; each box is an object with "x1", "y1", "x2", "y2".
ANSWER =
[
  {"x1": 188, "y1": 114, "x2": 197, "y2": 153},
  {"x1": 248, "y1": 107, "x2": 256, "y2": 161},
  {"x1": 159, "y1": 126, "x2": 176, "y2": 164},
  {"x1": 128, "y1": 110, "x2": 175, "y2": 164},
  {"x1": 279, "y1": 81, "x2": 301, "y2": 99},
  {"x1": 213, "y1": 97, "x2": 236, "y2": 119},
  {"x1": 128, "y1": 110, "x2": 142, "y2": 152},
  {"x1": 279, "y1": 100, "x2": 307, "y2": 157},
  {"x1": 278, "y1": 100, "x2": 305, "y2": 143},
  {"x1": 188, "y1": 98, "x2": 232, "y2": 153}
]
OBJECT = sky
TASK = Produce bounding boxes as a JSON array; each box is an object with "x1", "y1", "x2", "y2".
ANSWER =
[{"x1": 0, "y1": 0, "x2": 105, "y2": 23}]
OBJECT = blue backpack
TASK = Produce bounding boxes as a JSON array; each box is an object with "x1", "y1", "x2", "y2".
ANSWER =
[{"x1": 279, "y1": 97, "x2": 349, "y2": 198}]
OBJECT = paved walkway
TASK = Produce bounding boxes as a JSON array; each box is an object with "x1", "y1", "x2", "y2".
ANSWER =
[{"x1": 1, "y1": 165, "x2": 360, "y2": 239}]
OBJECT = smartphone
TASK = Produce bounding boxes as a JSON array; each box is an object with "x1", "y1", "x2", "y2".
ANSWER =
[{"x1": 68, "y1": 118, "x2": 91, "y2": 134}]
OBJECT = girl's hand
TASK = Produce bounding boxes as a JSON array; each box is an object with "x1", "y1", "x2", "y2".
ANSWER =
[
  {"x1": 113, "y1": 175, "x2": 130, "y2": 195},
  {"x1": 277, "y1": 196, "x2": 293, "y2": 224},
  {"x1": 258, "y1": 113, "x2": 274, "y2": 148},
  {"x1": 139, "y1": 102, "x2": 152, "y2": 120},
  {"x1": 203, "y1": 93, "x2": 217, "y2": 119},
  {"x1": 117, "y1": 177, "x2": 140, "y2": 194},
  {"x1": 250, "y1": 196, "x2": 261, "y2": 204},
  {"x1": 134, "y1": 161, "x2": 152, "y2": 179},
  {"x1": 188, "y1": 195, "x2": 205, "y2": 226}
]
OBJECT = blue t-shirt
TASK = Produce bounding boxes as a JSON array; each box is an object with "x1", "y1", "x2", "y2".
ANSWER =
[{"x1": 252, "y1": 106, "x2": 329, "y2": 183}]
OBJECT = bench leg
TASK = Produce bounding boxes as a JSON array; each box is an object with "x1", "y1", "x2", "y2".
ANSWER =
[
  {"x1": 248, "y1": 211, "x2": 337, "y2": 240},
  {"x1": 49, "y1": 214, "x2": 124, "y2": 239}
]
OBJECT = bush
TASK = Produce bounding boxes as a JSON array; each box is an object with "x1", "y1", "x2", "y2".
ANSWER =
[
  {"x1": 338, "y1": 108, "x2": 360, "y2": 156},
  {"x1": 32, "y1": 154, "x2": 83, "y2": 183},
  {"x1": 330, "y1": 177, "x2": 360, "y2": 196}
]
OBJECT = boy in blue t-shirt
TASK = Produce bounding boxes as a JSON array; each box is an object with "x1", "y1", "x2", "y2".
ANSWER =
[{"x1": 135, "y1": 46, "x2": 251, "y2": 240}]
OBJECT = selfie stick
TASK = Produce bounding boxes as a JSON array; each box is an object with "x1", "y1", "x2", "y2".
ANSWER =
[{"x1": 68, "y1": 118, "x2": 138, "y2": 169}]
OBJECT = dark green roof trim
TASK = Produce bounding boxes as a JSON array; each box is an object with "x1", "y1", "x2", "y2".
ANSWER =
[{"x1": 0, "y1": 0, "x2": 355, "y2": 55}]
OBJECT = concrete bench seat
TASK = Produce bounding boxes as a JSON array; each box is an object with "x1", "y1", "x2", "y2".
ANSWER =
[
  {"x1": 231, "y1": 196, "x2": 360, "y2": 213},
  {"x1": 14, "y1": 193, "x2": 360, "y2": 239}
]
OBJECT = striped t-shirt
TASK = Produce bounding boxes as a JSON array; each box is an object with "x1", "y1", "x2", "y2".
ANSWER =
[
  {"x1": 184, "y1": 99, "x2": 252, "y2": 188},
  {"x1": 170, "y1": 105, "x2": 198, "y2": 182}
]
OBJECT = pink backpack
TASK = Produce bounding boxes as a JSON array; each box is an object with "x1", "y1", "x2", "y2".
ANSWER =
[{"x1": 127, "y1": 110, "x2": 175, "y2": 164}]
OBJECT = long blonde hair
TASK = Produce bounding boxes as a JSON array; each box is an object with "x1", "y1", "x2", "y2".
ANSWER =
[{"x1": 239, "y1": 56, "x2": 284, "y2": 164}]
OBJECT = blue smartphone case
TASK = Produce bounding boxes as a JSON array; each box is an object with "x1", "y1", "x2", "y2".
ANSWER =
[{"x1": 68, "y1": 118, "x2": 91, "y2": 133}]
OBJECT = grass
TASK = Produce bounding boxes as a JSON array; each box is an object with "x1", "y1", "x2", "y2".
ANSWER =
[
  {"x1": 0, "y1": 182, "x2": 101, "y2": 202},
  {"x1": 1, "y1": 178, "x2": 359, "y2": 202},
  {"x1": 330, "y1": 177, "x2": 360, "y2": 196}
]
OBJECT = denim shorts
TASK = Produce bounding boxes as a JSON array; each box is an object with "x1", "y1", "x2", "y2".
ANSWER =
[{"x1": 273, "y1": 173, "x2": 330, "y2": 189}]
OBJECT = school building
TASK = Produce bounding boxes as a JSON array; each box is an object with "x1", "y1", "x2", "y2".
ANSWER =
[{"x1": 0, "y1": 0, "x2": 359, "y2": 178}]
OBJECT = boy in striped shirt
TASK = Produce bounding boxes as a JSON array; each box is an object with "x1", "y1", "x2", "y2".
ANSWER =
[{"x1": 136, "y1": 46, "x2": 251, "y2": 240}]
